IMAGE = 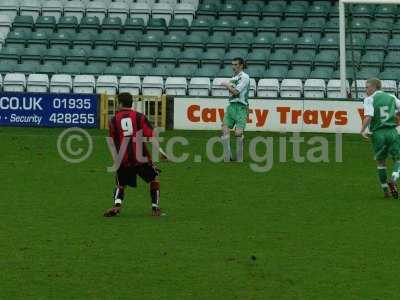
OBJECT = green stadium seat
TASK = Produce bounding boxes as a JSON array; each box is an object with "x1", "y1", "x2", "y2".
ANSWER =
[
  {"x1": 329, "y1": 3, "x2": 339, "y2": 18},
  {"x1": 27, "y1": 32, "x2": 48, "y2": 51},
  {"x1": 285, "y1": 1, "x2": 308, "y2": 17},
  {"x1": 168, "y1": 18, "x2": 189, "y2": 35},
  {"x1": 87, "y1": 48, "x2": 111, "y2": 67},
  {"x1": 262, "y1": 2, "x2": 286, "y2": 17},
  {"x1": 84, "y1": 64, "x2": 105, "y2": 76},
  {"x1": 218, "y1": 65, "x2": 235, "y2": 77},
  {"x1": 190, "y1": 17, "x2": 214, "y2": 34},
  {"x1": 291, "y1": 50, "x2": 316, "y2": 66},
  {"x1": 229, "y1": 33, "x2": 254, "y2": 50},
  {"x1": 391, "y1": 21, "x2": 400, "y2": 34},
  {"x1": 388, "y1": 35, "x2": 400, "y2": 51},
  {"x1": 35, "y1": 16, "x2": 56, "y2": 35},
  {"x1": 274, "y1": 34, "x2": 297, "y2": 49},
  {"x1": 319, "y1": 34, "x2": 339, "y2": 50},
  {"x1": 314, "y1": 50, "x2": 338, "y2": 67},
  {"x1": 360, "y1": 51, "x2": 384, "y2": 67},
  {"x1": 6, "y1": 30, "x2": 28, "y2": 49},
  {"x1": 269, "y1": 49, "x2": 292, "y2": 66},
  {"x1": 296, "y1": 35, "x2": 319, "y2": 50},
  {"x1": 375, "y1": 5, "x2": 398, "y2": 18},
  {"x1": 308, "y1": 1, "x2": 331, "y2": 17},
  {"x1": 197, "y1": 3, "x2": 219, "y2": 17},
  {"x1": 194, "y1": 65, "x2": 219, "y2": 77},
  {"x1": 357, "y1": 67, "x2": 380, "y2": 79},
  {"x1": 101, "y1": 17, "x2": 122, "y2": 34},
  {"x1": 309, "y1": 67, "x2": 334, "y2": 80},
  {"x1": 206, "y1": 32, "x2": 230, "y2": 49},
  {"x1": 12, "y1": 15, "x2": 34, "y2": 32},
  {"x1": 223, "y1": 49, "x2": 248, "y2": 64},
  {"x1": 184, "y1": 32, "x2": 208, "y2": 50},
  {"x1": 331, "y1": 66, "x2": 359, "y2": 79},
  {"x1": 219, "y1": 3, "x2": 240, "y2": 17},
  {"x1": 149, "y1": 64, "x2": 173, "y2": 77},
  {"x1": 147, "y1": 18, "x2": 167, "y2": 35},
  {"x1": 63, "y1": 61, "x2": 87, "y2": 75},
  {"x1": 43, "y1": 48, "x2": 65, "y2": 64},
  {"x1": 201, "y1": 48, "x2": 225, "y2": 67},
  {"x1": 79, "y1": 16, "x2": 100, "y2": 35},
  {"x1": 134, "y1": 48, "x2": 158, "y2": 64},
  {"x1": 179, "y1": 48, "x2": 203, "y2": 67},
  {"x1": 379, "y1": 68, "x2": 400, "y2": 80},
  {"x1": 287, "y1": 66, "x2": 311, "y2": 80},
  {"x1": 131, "y1": 63, "x2": 152, "y2": 76},
  {"x1": 103, "y1": 64, "x2": 130, "y2": 76},
  {"x1": 264, "y1": 66, "x2": 288, "y2": 80},
  {"x1": 352, "y1": 4, "x2": 375, "y2": 18},
  {"x1": 109, "y1": 48, "x2": 133, "y2": 67},
  {"x1": 0, "y1": 61, "x2": 17, "y2": 74},
  {"x1": 0, "y1": 46, "x2": 21, "y2": 64},
  {"x1": 94, "y1": 32, "x2": 118, "y2": 51},
  {"x1": 324, "y1": 18, "x2": 339, "y2": 34},
  {"x1": 162, "y1": 33, "x2": 186, "y2": 51},
  {"x1": 156, "y1": 48, "x2": 180, "y2": 64},
  {"x1": 384, "y1": 51, "x2": 400, "y2": 67},
  {"x1": 139, "y1": 33, "x2": 163, "y2": 50},
  {"x1": 236, "y1": 19, "x2": 258, "y2": 34},
  {"x1": 171, "y1": 65, "x2": 197, "y2": 78},
  {"x1": 57, "y1": 16, "x2": 79, "y2": 34},
  {"x1": 65, "y1": 47, "x2": 87, "y2": 63},
  {"x1": 241, "y1": 3, "x2": 261, "y2": 17},
  {"x1": 279, "y1": 18, "x2": 303, "y2": 33},
  {"x1": 38, "y1": 62, "x2": 62, "y2": 76},
  {"x1": 346, "y1": 33, "x2": 366, "y2": 50},
  {"x1": 365, "y1": 34, "x2": 389, "y2": 51},
  {"x1": 346, "y1": 50, "x2": 362, "y2": 64},
  {"x1": 351, "y1": 18, "x2": 370, "y2": 34},
  {"x1": 124, "y1": 18, "x2": 145, "y2": 35},
  {"x1": 247, "y1": 49, "x2": 269, "y2": 66},
  {"x1": 14, "y1": 62, "x2": 39, "y2": 74},
  {"x1": 252, "y1": 32, "x2": 275, "y2": 49},
  {"x1": 213, "y1": 19, "x2": 235, "y2": 34},
  {"x1": 20, "y1": 47, "x2": 43, "y2": 64},
  {"x1": 257, "y1": 17, "x2": 280, "y2": 33},
  {"x1": 369, "y1": 19, "x2": 392, "y2": 35},
  {"x1": 72, "y1": 32, "x2": 94, "y2": 52},
  {"x1": 116, "y1": 32, "x2": 142, "y2": 50},
  {"x1": 302, "y1": 18, "x2": 326, "y2": 33}
]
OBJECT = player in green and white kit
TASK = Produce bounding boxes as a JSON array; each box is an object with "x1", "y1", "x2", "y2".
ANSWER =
[
  {"x1": 221, "y1": 57, "x2": 250, "y2": 162},
  {"x1": 360, "y1": 78, "x2": 400, "y2": 199}
]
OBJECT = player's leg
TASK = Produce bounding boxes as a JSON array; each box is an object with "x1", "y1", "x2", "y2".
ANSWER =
[
  {"x1": 372, "y1": 131, "x2": 391, "y2": 197},
  {"x1": 222, "y1": 104, "x2": 234, "y2": 162},
  {"x1": 234, "y1": 104, "x2": 248, "y2": 162},
  {"x1": 137, "y1": 163, "x2": 162, "y2": 216},
  {"x1": 386, "y1": 129, "x2": 400, "y2": 198}
]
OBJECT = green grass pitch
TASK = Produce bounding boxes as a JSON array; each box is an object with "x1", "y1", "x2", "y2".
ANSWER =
[{"x1": 1, "y1": 127, "x2": 400, "y2": 299}]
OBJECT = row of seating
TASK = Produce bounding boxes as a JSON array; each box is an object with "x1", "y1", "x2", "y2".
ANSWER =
[
  {"x1": 0, "y1": 0, "x2": 197, "y2": 24},
  {"x1": 1, "y1": 72, "x2": 393, "y2": 99}
]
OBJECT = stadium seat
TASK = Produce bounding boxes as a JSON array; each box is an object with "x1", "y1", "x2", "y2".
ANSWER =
[
  {"x1": 96, "y1": 75, "x2": 118, "y2": 95},
  {"x1": 6, "y1": 30, "x2": 28, "y2": 49},
  {"x1": 253, "y1": 32, "x2": 275, "y2": 49},
  {"x1": 165, "y1": 77, "x2": 187, "y2": 95},
  {"x1": 291, "y1": 50, "x2": 315, "y2": 66},
  {"x1": 285, "y1": 1, "x2": 308, "y2": 17},
  {"x1": 3, "y1": 73, "x2": 26, "y2": 92},
  {"x1": 319, "y1": 34, "x2": 339, "y2": 50},
  {"x1": 388, "y1": 35, "x2": 400, "y2": 51},
  {"x1": 287, "y1": 65, "x2": 310, "y2": 80},
  {"x1": 0, "y1": 61, "x2": 16, "y2": 74},
  {"x1": 95, "y1": 31, "x2": 118, "y2": 51},
  {"x1": 102, "y1": 64, "x2": 129, "y2": 77},
  {"x1": 274, "y1": 34, "x2": 297, "y2": 50},
  {"x1": 0, "y1": 15, "x2": 12, "y2": 37},
  {"x1": 140, "y1": 32, "x2": 164, "y2": 51},
  {"x1": 50, "y1": 74, "x2": 72, "y2": 93},
  {"x1": 12, "y1": 15, "x2": 35, "y2": 32},
  {"x1": 66, "y1": 47, "x2": 87, "y2": 64},
  {"x1": 381, "y1": 80, "x2": 397, "y2": 95},
  {"x1": 365, "y1": 34, "x2": 389, "y2": 51},
  {"x1": 108, "y1": 2, "x2": 129, "y2": 24},
  {"x1": 263, "y1": 66, "x2": 288, "y2": 81},
  {"x1": 188, "y1": 77, "x2": 210, "y2": 96},
  {"x1": 248, "y1": 78, "x2": 257, "y2": 97},
  {"x1": 303, "y1": 18, "x2": 326, "y2": 33},
  {"x1": 131, "y1": 63, "x2": 152, "y2": 77},
  {"x1": 118, "y1": 75, "x2": 141, "y2": 95},
  {"x1": 223, "y1": 49, "x2": 248, "y2": 64},
  {"x1": 0, "y1": 0, "x2": 18, "y2": 20},
  {"x1": 35, "y1": 16, "x2": 56, "y2": 35},
  {"x1": 100, "y1": 17, "x2": 122, "y2": 35},
  {"x1": 0, "y1": 46, "x2": 21, "y2": 64},
  {"x1": 142, "y1": 76, "x2": 164, "y2": 96},
  {"x1": 261, "y1": 1, "x2": 285, "y2": 17},
  {"x1": 63, "y1": 1, "x2": 85, "y2": 23},
  {"x1": 379, "y1": 68, "x2": 400, "y2": 81},
  {"x1": 41, "y1": 1, "x2": 63, "y2": 21},
  {"x1": 162, "y1": 32, "x2": 186, "y2": 50},
  {"x1": 308, "y1": 1, "x2": 331, "y2": 17},
  {"x1": 304, "y1": 79, "x2": 326, "y2": 99},
  {"x1": 324, "y1": 18, "x2": 339, "y2": 34},
  {"x1": 72, "y1": 31, "x2": 94, "y2": 52},
  {"x1": 19, "y1": 0, "x2": 41, "y2": 21},
  {"x1": 212, "y1": 19, "x2": 234, "y2": 34},
  {"x1": 168, "y1": 18, "x2": 189, "y2": 35},
  {"x1": 352, "y1": 4, "x2": 374, "y2": 18},
  {"x1": 174, "y1": 3, "x2": 195, "y2": 25},
  {"x1": 370, "y1": 19, "x2": 393, "y2": 36},
  {"x1": 346, "y1": 33, "x2": 366, "y2": 51},
  {"x1": 179, "y1": 48, "x2": 202, "y2": 67},
  {"x1": 358, "y1": 67, "x2": 380, "y2": 79},
  {"x1": 73, "y1": 75, "x2": 96, "y2": 94},
  {"x1": 375, "y1": 4, "x2": 398, "y2": 18},
  {"x1": 240, "y1": 3, "x2": 261, "y2": 18},
  {"x1": 360, "y1": 51, "x2": 384, "y2": 67},
  {"x1": 147, "y1": 18, "x2": 168, "y2": 35},
  {"x1": 124, "y1": 17, "x2": 145, "y2": 35},
  {"x1": 211, "y1": 77, "x2": 230, "y2": 97},
  {"x1": 351, "y1": 80, "x2": 367, "y2": 99},
  {"x1": 279, "y1": 18, "x2": 303, "y2": 33},
  {"x1": 269, "y1": 50, "x2": 292, "y2": 66},
  {"x1": 247, "y1": 49, "x2": 269, "y2": 66},
  {"x1": 21, "y1": 46, "x2": 43, "y2": 63},
  {"x1": 310, "y1": 67, "x2": 334, "y2": 80},
  {"x1": 27, "y1": 74, "x2": 49, "y2": 93},
  {"x1": 151, "y1": 3, "x2": 173, "y2": 25},
  {"x1": 327, "y1": 79, "x2": 349, "y2": 99},
  {"x1": 108, "y1": 47, "x2": 132, "y2": 67},
  {"x1": 351, "y1": 18, "x2": 370, "y2": 34},
  {"x1": 197, "y1": 3, "x2": 218, "y2": 17},
  {"x1": 171, "y1": 65, "x2": 197, "y2": 77},
  {"x1": 38, "y1": 62, "x2": 61, "y2": 76},
  {"x1": 314, "y1": 50, "x2": 338, "y2": 67},
  {"x1": 57, "y1": 16, "x2": 79, "y2": 34},
  {"x1": 14, "y1": 62, "x2": 39, "y2": 75},
  {"x1": 62, "y1": 61, "x2": 87, "y2": 76},
  {"x1": 257, "y1": 79, "x2": 279, "y2": 98},
  {"x1": 129, "y1": 2, "x2": 151, "y2": 24},
  {"x1": 296, "y1": 35, "x2": 319, "y2": 50}
]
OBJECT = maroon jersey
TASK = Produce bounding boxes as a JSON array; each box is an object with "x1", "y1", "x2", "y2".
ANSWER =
[{"x1": 109, "y1": 108, "x2": 154, "y2": 167}]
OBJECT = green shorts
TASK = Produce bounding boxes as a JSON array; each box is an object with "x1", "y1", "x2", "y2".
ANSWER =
[
  {"x1": 371, "y1": 127, "x2": 400, "y2": 161},
  {"x1": 223, "y1": 102, "x2": 249, "y2": 130}
]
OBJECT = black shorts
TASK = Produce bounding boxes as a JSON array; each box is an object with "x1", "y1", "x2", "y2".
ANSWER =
[{"x1": 116, "y1": 163, "x2": 160, "y2": 188}]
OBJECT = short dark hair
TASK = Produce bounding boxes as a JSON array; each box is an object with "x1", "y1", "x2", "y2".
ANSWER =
[
  {"x1": 118, "y1": 92, "x2": 133, "y2": 108},
  {"x1": 232, "y1": 57, "x2": 246, "y2": 68}
]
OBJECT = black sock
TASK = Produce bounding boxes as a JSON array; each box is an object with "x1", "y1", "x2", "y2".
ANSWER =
[{"x1": 150, "y1": 181, "x2": 160, "y2": 208}]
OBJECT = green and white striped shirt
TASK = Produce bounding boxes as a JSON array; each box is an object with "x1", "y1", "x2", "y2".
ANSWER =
[{"x1": 228, "y1": 71, "x2": 250, "y2": 106}]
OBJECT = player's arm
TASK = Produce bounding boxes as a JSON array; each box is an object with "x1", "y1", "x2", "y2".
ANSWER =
[{"x1": 360, "y1": 97, "x2": 373, "y2": 138}]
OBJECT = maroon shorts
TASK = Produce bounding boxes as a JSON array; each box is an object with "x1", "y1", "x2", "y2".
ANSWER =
[{"x1": 116, "y1": 163, "x2": 160, "y2": 187}]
